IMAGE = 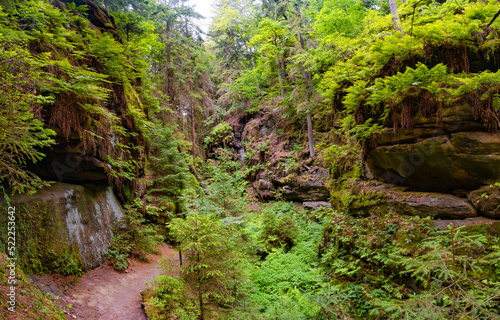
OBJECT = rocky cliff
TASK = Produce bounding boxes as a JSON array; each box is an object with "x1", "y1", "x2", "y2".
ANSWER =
[
  {"x1": 362, "y1": 100, "x2": 500, "y2": 220},
  {"x1": 0, "y1": 183, "x2": 124, "y2": 273},
  {"x1": 0, "y1": 0, "x2": 144, "y2": 273},
  {"x1": 210, "y1": 104, "x2": 330, "y2": 204}
]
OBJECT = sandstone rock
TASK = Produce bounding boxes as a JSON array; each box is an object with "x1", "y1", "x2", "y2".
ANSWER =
[
  {"x1": 27, "y1": 143, "x2": 108, "y2": 183},
  {"x1": 341, "y1": 180, "x2": 477, "y2": 219},
  {"x1": 367, "y1": 134, "x2": 500, "y2": 191},
  {"x1": 468, "y1": 185, "x2": 500, "y2": 219},
  {"x1": 273, "y1": 175, "x2": 330, "y2": 202},
  {"x1": 390, "y1": 190, "x2": 477, "y2": 219},
  {"x1": 253, "y1": 171, "x2": 275, "y2": 200},
  {"x1": 377, "y1": 102, "x2": 485, "y2": 146},
  {"x1": 303, "y1": 201, "x2": 331, "y2": 209},
  {"x1": 0, "y1": 183, "x2": 124, "y2": 271},
  {"x1": 432, "y1": 216, "x2": 500, "y2": 229}
]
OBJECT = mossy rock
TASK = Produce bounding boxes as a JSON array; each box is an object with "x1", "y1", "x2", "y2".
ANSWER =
[
  {"x1": 334, "y1": 180, "x2": 477, "y2": 219},
  {"x1": 368, "y1": 134, "x2": 500, "y2": 191},
  {"x1": 468, "y1": 185, "x2": 500, "y2": 219},
  {"x1": 0, "y1": 183, "x2": 124, "y2": 274}
]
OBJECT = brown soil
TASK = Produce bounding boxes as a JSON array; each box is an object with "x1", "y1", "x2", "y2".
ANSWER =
[{"x1": 30, "y1": 244, "x2": 179, "y2": 320}]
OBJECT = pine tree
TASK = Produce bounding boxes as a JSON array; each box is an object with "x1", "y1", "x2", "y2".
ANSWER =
[{"x1": 168, "y1": 212, "x2": 243, "y2": 319}]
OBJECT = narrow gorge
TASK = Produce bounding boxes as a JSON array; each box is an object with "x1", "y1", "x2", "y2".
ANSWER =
[{"x1": 1, "y1": 0, "x2": 500, "y2": 319}]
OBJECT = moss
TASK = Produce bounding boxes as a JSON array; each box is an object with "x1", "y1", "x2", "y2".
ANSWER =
[
  {"x1": 0, "y1": 252, "x2": 66, "y2": 319},
  {"x1": 0, "y1": 202, "x2": 83, "y2": 275},
  {"x1": 330, "y1": 181, "x2": 388, "y2": 217},
  {"x1": 461, "y1": 221, "x2": 500, "y2": 246}
]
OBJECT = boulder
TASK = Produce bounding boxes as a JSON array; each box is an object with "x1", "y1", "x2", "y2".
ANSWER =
[
  {"x1": 303, "y1": 201, "x2": 331, "y2": 209},
  {"x1": 273, "y1": 174, "x2": 330, "y2": 202},
  {"x1": 468, "y1": 185, "x2": 500, "y2": 219},
  {"x1": 339, "y1": 180, "x2": 477, "y2": 219},
  {"x1": 367, "y1": 133, "x2": 500, "y2": 191},
  {"x1": 390, "y1": 190, "x2": 477, "y2": 219},
  {"x1": 432, "y1": 216, "x2": 500, "y2": 229},
  {"x1": 0, "y1": 183, "x2": 124, "y2": 272}
]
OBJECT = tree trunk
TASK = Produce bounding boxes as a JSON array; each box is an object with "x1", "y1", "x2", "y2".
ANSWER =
[
  {"x1": 296, "y1": 6, "x2": 316, "y2": 158},
  {"x1": 275, "y1": 57, "x2": 285, "y2": 96},
  {"x1": 389, "y1": 0, "x2": 403, "y2": 34},
  {"x1": 307, "y1": 112, "x2": 315, "y2": 157},
  {"x1": 189, "y1": 164, "x2": 209, "y2": 193},
  {"x1": 191, "y1": 102, "x2": 196, "y2": 158},
  {"x1": 197, "y1": 250, "x2": 204, "y2": 319},
  {"x1": 189, "y1": 67, "x2": 196, "y2": 159},
  {"x1": 280, "y1": 58, "x2": 288, "y2": 82}
]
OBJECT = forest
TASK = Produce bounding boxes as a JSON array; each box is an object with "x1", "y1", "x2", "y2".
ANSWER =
[{"x1": 0, "y1": 0, "x2": 500, "y2": 319}]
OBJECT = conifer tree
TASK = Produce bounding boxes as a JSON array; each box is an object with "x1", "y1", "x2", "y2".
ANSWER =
[{"x1": 168, "y1": 212, "x2": 243, "y2": 319}]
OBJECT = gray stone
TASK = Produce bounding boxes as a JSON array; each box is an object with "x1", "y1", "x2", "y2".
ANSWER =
[
  {"x1": 367, "y1": 134, "x2": 500, "y2": 191},
  {"x1": 341, "y1": 180, "x2": 477, "y2": 219},
  {"x1": 432, "y1": 216, "x2": 500, "y2": 229},
  {"x1": 468, "y1": 186, "x2": 500, "y2": 219},
  {"x1": 2, "y1": 183, "x2": 124, "y2": 270},
  {"x1": 303, "y1": 201, "x2": 331, "y2": 209}
]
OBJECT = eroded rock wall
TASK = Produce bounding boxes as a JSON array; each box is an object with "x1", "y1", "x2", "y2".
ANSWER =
[
  {"x1": 0, "y1": 183, "x2": 124, "y2": 273},
  {"x1": 363, "y1": 102, "x2": 500, "y2": 220}
]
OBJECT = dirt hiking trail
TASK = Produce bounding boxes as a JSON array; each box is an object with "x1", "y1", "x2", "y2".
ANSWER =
[{"x1": 31, "y1": 245, "x2": 179, "y2": 320}]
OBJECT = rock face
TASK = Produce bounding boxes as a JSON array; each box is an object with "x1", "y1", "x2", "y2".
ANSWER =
[
  {"x1": 27, "y1": 136, "x2": 108, "y2": 184},
  {"x1": 367, "y1": 102, "x2": 500, "y2": 193},
  {"x1": 468, "y1": 186, "x2": 500, "y2": 219},
  {"x1": 273, "y1": 174, "x2": 330, "y2": 202},
  {"x1": 368, "y1": 133, "x2": 500, "y2": 191},
  {"x1": 303, "y1": 201, "x2": 331, "y2": 209},
  {"x1": 341, "y1": 180, "x2": 477, "y2": 219},
  {"x1": 0, "y1": 183, "x2": 124, "y2": 271},
  {"x1": 25, "y1": 0, "x2": 145, "y2": 195},
  {"x1": 432, "y1": 216, "x2": 500, "y2": 230},
  {"x1": 222, "y1": 104, "x2": 331, "y2": 203}
]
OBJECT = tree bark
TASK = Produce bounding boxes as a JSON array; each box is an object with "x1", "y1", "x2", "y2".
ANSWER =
[
  {"x1": 389, "y1": 0, "x2": 403, "y2": 34},
  {"x1": 191, "y1": 101, "x2": 196, "y2": 158},
  {"x1": 187, "y1": 62, "x2": 196, "y2": 159},
  {"x1": 275, "y1": 57, "x2": 285, "y2": 96},
  {"x1": 296, "y1": 6, "x2": 316, "y2": 158}
]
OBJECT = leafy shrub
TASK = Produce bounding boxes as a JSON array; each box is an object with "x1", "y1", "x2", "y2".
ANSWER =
[
  {"x1": 142, "y1": 274, "x2": 199, "y2": 320},
  {"x1": 105, "y1": 249, "x2": 129, "y2": 272},
  {"x1": 107, "y1": 201, "x2": 164, "y2": 270},
  {"x1": 203, "y1": 122, "x2": 234, "y2": 147},
  {"x1": 51, "y1": 253, "x2": 83, "y2": 276},
  {"x1": 259, "y1": 202, "x2": 299, "y2": 253},
  {"x1": 319, "y1": 210, "x2": 500, "y2": 319}
]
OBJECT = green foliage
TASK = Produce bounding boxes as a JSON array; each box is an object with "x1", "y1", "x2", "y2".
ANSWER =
[
  {"x1": 105, "y1": 248, "x2": 129, "y2": 272},
  {"x1": 249, "y1": 251, "x2": 322, "y2": 319},
  {"x1": 0, "y1": 25, "x2": 56, "y2": 195},
  {"x1": 168, "y1": 212, "x2": 244, "y2": 318},
  {"x1": 107, "y1": 201, "x2": 164, "y2": 270},
  {"x1": 204, "y1": 122, "x2": 234, "y2": 146},
  {"x1": 259, "y1": 202, "x2": 299, "y2": 252},
  {"x1": 0, "y1": 0, "x2": 156, "y2": 195},
  {"x1": 143, "y1": 274, "x2": 199, "y2": 320},
  {"x1": 50, "y1": 252, "x2": 83, "y2": 276},
  {"x1": 200, "y1": 161, "x2": 249, "y2": 217},
  {"x1": 312, "y1": 0, "x2": 367, "y2": 38},
  {"x1": 148, "y1": 124, "x2": 190, "y2": 199},
  {"x1": 0, "y1": 252, "x2": 66, "y2": 319},
  {"x1": 319, "y1": 210, "x2": 500, "y2": 318},
  {"x1": 373, "y1": 226, "x2": 500, "y2": 319}
]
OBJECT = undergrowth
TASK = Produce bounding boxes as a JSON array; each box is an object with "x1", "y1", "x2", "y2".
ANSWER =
[{"x1": 106, "y1": 199, "x2": 164, "y2": 271}]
